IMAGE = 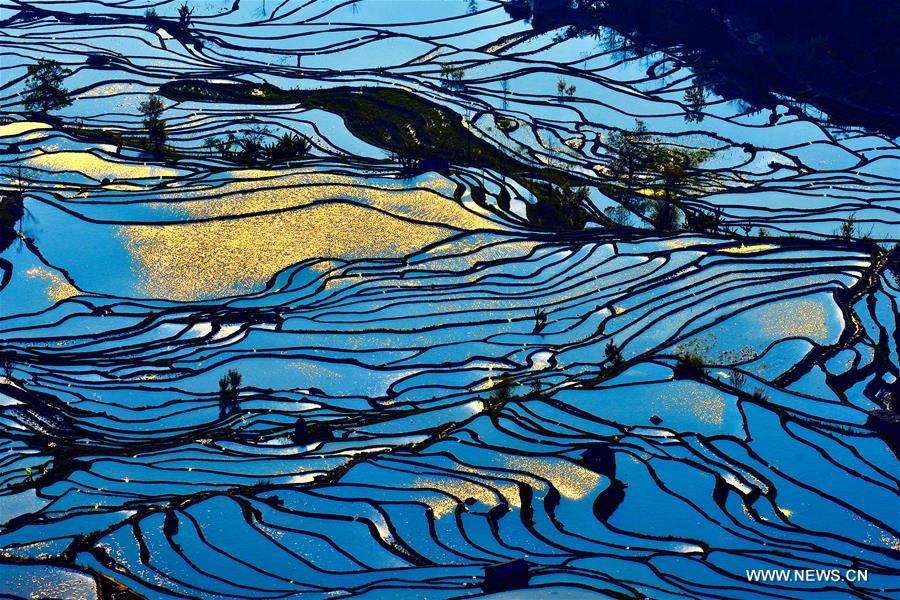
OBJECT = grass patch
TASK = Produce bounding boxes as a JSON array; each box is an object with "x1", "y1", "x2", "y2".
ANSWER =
[
  {"x1": 158, "y1": 80, "x2": 593, "y2": 228},
  {"x1": 673, "y1": 350, "x2": 705, "y2": 379},
  {"x1": 161, "y1": 80, "x2": 515, "y2": 169},
  {"x1": 68, "y1": 125, "x2": 185, "y2": 161}
]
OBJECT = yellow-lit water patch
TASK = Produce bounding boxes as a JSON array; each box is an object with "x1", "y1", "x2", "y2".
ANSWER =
[
  {"x1": 118, "y1": 202, "x2": 456, "y2": 300},
  {"x1": 161, "y1": 170, "x2": 493, "y2": 232},
  {"x1": 720, "y1": 243, "x2": 777, "y2": 254},
  {"x1": 661, "y1": 238, "x2": 697, "y2": 250},
  {"x1": 411, "y1": 456, "x2": 600, "y2": 519},
  {"x1": 26, "y1": 268, "x2": 79, "y2": 302},
  {"x1": 0, "y1": 121, "x2": 51, "y2": 137},
  {"x1": 880, "y1": 532, "x2": 900, "y2": 551},
  {"x1": 658, "y1": 382, "x2": 727, "y2": 426},
  {"x1": 115, "y1": 170, "x2": 503, "y2": 300},
  {"x1": 412, "y1": 456, "x2": 600, "y2": 520},
  {"x1": 2, "y1": 570, "x2": 98, "y2": 600},
  {"x1": 80, "y1": 83, "x2": 138, "y2": 98},
  {"x1": 428, "y1": 238, "x2": 540, "y2": 258},
  {"x1": 290, "y1": 360, "x2": 344, "y2": 383},
  {"x1": 412, "y1": 475, "x2": 521, "y2": 518},
  {"x1": 103, "y1": 183, "x2": 148, "y2": 191},
  {"x1": 423, "y1": 239, "x2": 538, "y2": 271},
  {"x1": 26, "y1": 151, "x2": 181, "y2": 181},
  {"x1": 473, "y1": 379, "x2": 494, "y2": 392},
  {"x1": 762, "y1": 299, "x2": 827, "y2": 338},
  {"x1": 502, "y1": 456, "x2": 600, "y2": 500}
]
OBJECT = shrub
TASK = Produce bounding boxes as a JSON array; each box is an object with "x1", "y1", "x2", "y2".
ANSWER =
[
  {"x1": 177, "y1": 2, "x2": 194, "y2": 26},
  {"x1": 556, "y1": 78, "x2": 576, "y2": 98},
  {"x1": 144, "y1": 7, "x2": 159, "y2": 29},
  {"x1": 747, "y1": 388, "x2": 769, "y2": 402},
  {"x1": 606, "y1": 120, "x2": 652, "y2": 195},
  {"x1": 533, "y1": 308, "x2": 548, "y2": 333},
  {"x1": 218, "y1": 368, "x2": 242, "y2": 417},
  {"x1": 558, "y1": 185, "x2": 591, "y2": 228},
  {"x1": 440, "y1": 63, "x2": 466, "y2": 90},
  {"x1": 604, "y1": 340, "x2": 623, "y2": 365},
  {"x1": 730, "y1": 368, "x2": 745, "y2": 389},
  {"x1": 496, "y1": 117, "x2": 516, "y2": 132},
  {"x1": 486, "y1": 373, "x2": 516, "y2": 410},
  {"x1": 673, "y1": 350, "x2": 705, "y2": 378},
  {"x1": 265, "y1": 132, "x2": 310, "y2": 161},
  {"x1": 838, "y1": 213, "x2": 857, "y2": 240}
]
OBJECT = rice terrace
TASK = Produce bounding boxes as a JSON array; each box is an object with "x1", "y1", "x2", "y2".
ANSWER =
[{"x1": 0, "y1": 1, "x2": 897, "y2": 598}]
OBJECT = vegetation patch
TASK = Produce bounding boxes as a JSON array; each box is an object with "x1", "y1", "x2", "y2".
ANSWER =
[{"x1": 159, "y1": 80, "x2": 594, "y2": 228}]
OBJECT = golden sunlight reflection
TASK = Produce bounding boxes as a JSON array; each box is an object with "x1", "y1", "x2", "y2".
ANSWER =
[
  {"x1": 25, "y1": 267, "x2": 79, "y2": 302},
  {"x1": 26, "y1": 151, "x2": 181, "y2": 181},
  {"x1": 120, "y1": 203, "x2": 453, "y2": 300},
  {"x1": 762, "y1": 299, "x2": 828, "y2": 338},
  {"x1": 118, "y1": 171, "x2": 501, "y2": 300}
]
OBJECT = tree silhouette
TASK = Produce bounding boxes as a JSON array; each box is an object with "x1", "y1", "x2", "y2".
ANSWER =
[
  {"x1": 218, "y1": 369, "x2": 242, "y2": 417},
  {"x1": 139, "y1": 95, "x2": 168, "y2": 153},
  {"x1": 647, "y1": 145, "x2": 711, "y2": 230},
  {"x1": 177, "y1": 2, "x2": 194, "y2": 27},
  {"x1": 683, "y1": 80, "x2": 708, "y2": 123},
  {"x1": 839, "y1": 213, "x2": 857, "y2": 240},
  {"x1": 556, "y1": 78, "x2": 576, "y2": 98},
  {"x1": 22, "y1": 60, "x2": 73, "y2": 114},
  {"x1": 265, "y1": 132, "x2": 310, "y2": 162},
  {"x1": 606, "y1": 120, "x2": 652, "y2": 205},
  {"x1": 558, "y1": 184, "x2": 590, "y2": 228},
  {"x1": 235, "y1": 125, "x2": 268, "y2": 164},
  {"x1": 604, "y1": 340, "x2": 623, "y2": 365},
  {"x1": 486, "y1": 373, "x2": 515, "y2": 411},
  {"x1": 440, "y1": 63, "x2": 466, "y2": 90}
]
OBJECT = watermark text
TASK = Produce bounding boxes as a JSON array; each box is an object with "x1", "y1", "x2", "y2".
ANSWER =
[{"x1": 745, "y1": 569, "x2": 868, "y2": 583}]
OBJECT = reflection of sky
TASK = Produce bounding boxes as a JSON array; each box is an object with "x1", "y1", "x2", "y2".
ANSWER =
[
  {"x1": 21, "y1": 199, "x2": 137, "y2": 297},
  {"x1": 3, "y1": 0, "x2": 895, "y2": 240},
  {"x1": 16, "y1": 168, "x2": 501, "y2": 300},
  {"x1": 1, "y1": 3, "x2": 898, "y2": 597},
  {"x1": 559, "y1": 378, "x2": 741, "y2": 436}
]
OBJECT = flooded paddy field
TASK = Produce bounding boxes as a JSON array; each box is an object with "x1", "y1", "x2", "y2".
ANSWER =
[{"x1": 0, "y1": 1, "x2": 897, "y2": 598}]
